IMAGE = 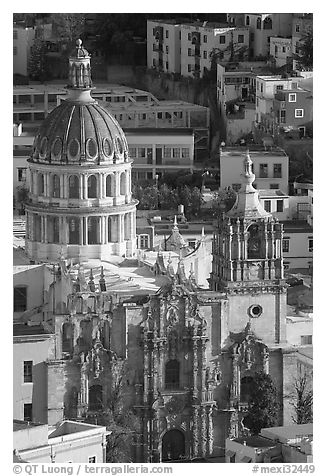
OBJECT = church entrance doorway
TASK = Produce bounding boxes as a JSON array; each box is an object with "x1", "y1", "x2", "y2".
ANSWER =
[{"x1": 162, "y1": 429, "x2": 185, "y2": 461}]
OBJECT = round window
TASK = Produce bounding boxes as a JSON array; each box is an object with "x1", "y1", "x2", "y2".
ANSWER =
[
  {"x1": 52, "y1": 137, "x2": 62, "y2": 158},
  {"x1": 116, "y1": 137, "x2": 123, "y2": 155},
  {"x1": 86, "y1": 138, "x2": 98, "y2": 159},
  {"x1": 103, "y1": 137, "x2": 113, "y2": 157},
  {"x1": 68, "y1": 138, "x2": 80, "y2": 160},
  {"x1": 248, "y1": 304, "x2": 263, "y2": 318}
]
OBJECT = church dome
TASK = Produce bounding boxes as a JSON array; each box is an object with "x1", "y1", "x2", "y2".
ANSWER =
[
  {"x1": 30, "y1": 39, "x2": 129, "y2": 166},
  {"x1": 30, "y1": 101, "x2": 129, "y2": 165}
]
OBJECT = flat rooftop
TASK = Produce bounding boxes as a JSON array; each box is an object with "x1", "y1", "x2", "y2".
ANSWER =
[
  {"x1": 13, "y1": 323, "x2": 54, "y2": 337},
  {"x1": 259, "y1": 189, "x2": 288, "y2": 198},
  {"x1": 125, "y1": 128, "x2": 194, "y2": 135},
  {"x1": 220, "y1": 146, "x2": 288, "y2": 157},
  {"x1": 13, "y1": 420, "x2": 45, "y2": 432},
  {"x1": 233, "y1": 435, "x2": 277, "y2": 448},
  {"x1": 281, "y1": 220, "x2": 313, "y2": 233}
]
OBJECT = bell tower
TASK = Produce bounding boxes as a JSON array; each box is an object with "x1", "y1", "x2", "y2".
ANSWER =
[{"x1": 211, "y1": 150, "x2": 287, "y2": 344}]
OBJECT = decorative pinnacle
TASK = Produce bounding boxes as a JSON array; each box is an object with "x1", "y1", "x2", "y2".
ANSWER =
[
  {"x1": 173, "y1": 215, "x2": 178, "y2": 230},
  {"x1": 243, "y1": 149, "x2": 255, "y2": 186},
  {"x1": 76, "y1": 38, "x2": 83, "y2": 48}
]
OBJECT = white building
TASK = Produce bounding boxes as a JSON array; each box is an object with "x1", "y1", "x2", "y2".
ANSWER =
[
  {"x1": 291, "y1": 14, "x2": 313, "y2": 71},
  {"x1": 126, "y1": 128, "x2": 194, "y2": 181},
  {"x1": 255, "y1": 75, "x2": 303, "y2": 124},
  {"x1": 220, "y1": 146, "x2": 289, "y2": 194},
  {"x1": 14, "y1": 420, "x2": 108, "y2": 463},
  {"x1": 13, "y1": 25, "x2": 35, "y2": 76},
  {"x1": 147, "y1": 19, "x2": 249, "y2": 78},
  {"x1": 225, "y1": 424, "x2": 313, "y2": 463},
  {"x1": 270, "y1": 37, "x2": 292, "y2": 68},
  {"x1": 180, "y1": 23, "x2": 249, "y2": 78},
  {"x1": 227, "y1": 13, "x2": 293, "y2": 58}
]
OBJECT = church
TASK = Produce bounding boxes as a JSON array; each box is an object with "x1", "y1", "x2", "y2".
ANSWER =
[{"x1": 14, "y1": 40, "x2": 307, "y2": 462}]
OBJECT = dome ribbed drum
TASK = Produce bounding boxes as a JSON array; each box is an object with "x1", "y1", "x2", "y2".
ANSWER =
[{"x1": 25, "y1": 40, "x2": 137, "y2": 263}]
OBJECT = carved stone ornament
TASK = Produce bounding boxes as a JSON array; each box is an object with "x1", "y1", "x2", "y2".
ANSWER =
[
  {"x1": 165, "y1": 395, "x2": 185, "y2": 416},
  {"x1": 166, "y1": 305, "x2": 179, "y2": 327}
]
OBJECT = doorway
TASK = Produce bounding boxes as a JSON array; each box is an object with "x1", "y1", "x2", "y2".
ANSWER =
[{"x1": 162, "y1": 429, "x2": 185, "y2": 461}]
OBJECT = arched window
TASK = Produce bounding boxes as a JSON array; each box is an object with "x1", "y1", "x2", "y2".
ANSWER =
[
  {"x1": 165, "y1": 360, "x2": 180, "y2": 390},
  {"x1": 38, "y1": 174, "x2": 44, "y2": 195},
  {"x1": 52, "y1": 174, "x2": 60, "y2": 198},
  {"x1": 106, "y1": 175, "x2": 113, "y2": 197},
  {"x1": 87, "y1": 175, "x2": 97, "y2": 198},
  {"x1": 246, "y1": 15, "x2": 250, "y2": 26},
  {"x1": 89, "y1": 385, "x2": 103, "y2": 411},
  {"x1": 120, "y1": 172, "x2": 127, "y2": 196},
  {"x1": 88, "y1": 217, "x2": 100, "y2": 244},
  {"x1": 247, "y1": 224, "x2": 262, "y2": 259},
  {"x1": 68, "y1": 217, "x2": 80, "y2": 244},
  {"x1": 80, "y1": 320, "x2": 92, "y2": 347},
  {"x1": 263, "y1": 17, "x2": 272, "y2": 30},
  {"x1": 48, "y1": 216, "x2": 59, "y2": 243},
  {"x1": 62, "y1": 322, "x2": 74, "y2": 354},
  {"x1": 240, "y1": 376, "x2": 254, "y2": 403},
  {"x1": 75, "y1": 296, "x2": 83, "y2": 313},
  {"x1": 69, "y1": 175, "x2": 79, "y2": 199},
  {"x1": 256, "y1": 17, "x2": 262, "y2": 29},
  {"x1": 34, "y1": 215, "x2": 41, "y2": 242}
]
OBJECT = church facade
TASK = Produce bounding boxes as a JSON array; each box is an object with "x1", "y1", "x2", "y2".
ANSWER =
[{"x1": 15, "y1": 40, "x2": 302, "y2": 463}]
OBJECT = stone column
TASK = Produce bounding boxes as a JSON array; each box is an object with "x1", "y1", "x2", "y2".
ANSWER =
[
  {"x1": 192, "y1": 337, "x2": 199, "y2": 398},
  {"x1": 79, "y1": 175, "x2": 84, "y2": 199},
  {"x1": 200, "y1": 406, "x2": 207, "y2": 457},
  {"x1": 41, "y1": 216, "x2": 45, "y2": 242},
  {"x1": 117, "y1": 215, "x2": 122, "y2": 241},
  {"x1": 116, "y1": 172, "x2": 120, "y2": 196},
  {"x1": 192, "y1": 407, "x2": 199, "y2": 458},
  {"x1": 79, "y1": 217, "x2": 83, "y2": 245},
  {"x1": 44, "y1": 216, "x2": 48, "y2": 243},
  {"x1": 121, "y1": 214, "x2": 125, "y2": 241},
  {"x1": 206, "y1": 406, "x2": 214, "y2": 455},
  {"x1": 84, "y1": 175, "x2": 88, "y2": 199},
  {"x1": 84, "y1": 217, "x2": 88, "y2": 245},
  {"x1": 143, "y1": 337, "x2": 150, "y2": 405}
]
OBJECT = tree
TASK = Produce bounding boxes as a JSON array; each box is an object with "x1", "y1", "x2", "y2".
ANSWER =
[
  {"x1": 212, "y1": 187, "x2": 237, "y2": 215},
  {"x1": 89, "y1": 360, "x2": 139, "y2": 462},
  {"x1": 158, "y1": 184, "x2": 178, "y2": 210},
  {"x1": 16, "y1": 185, "x2": 29, "y2": 215},
  {"x1": 244, "y1": 372, "x2": 279, "y2": 435},
  {"x1": 28, "y1": 39, "x2": 47, "y2": 81},
  {"x1": 290, "y1": 373, "x2": 313, "y2": 424},
  {"x1": 189, "y1": 187, "x2": 204, "y2": 216},
  {"x1": 293, "y1": 29, "x2": 313, "y2": 70},
  {"x1": 50, "y1": 13, "x2": 86, "y2": 43}
]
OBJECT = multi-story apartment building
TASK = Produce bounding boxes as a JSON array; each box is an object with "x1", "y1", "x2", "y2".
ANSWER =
[
  {"x1": 269, "y1": 37, "x2": 292, "y2": 68},
  {"x1": 272, "y1": 87, "x2": 313, "y2": 137},
  {"x1": 126, "y1": 128, "x2": 194, "y2": 181},
  {"x1": 147, "y1": 19, "x2": 250, "y2": 78},
  {"x1": 216, "y1": 62, "x2": 262, "y2": 144},
  {"x1": 147, "y1": 20, "x2": 182, "y2": 73},
  {"x1": 227, "y1": 13, "x2": 293, "y2": 58},
  {"x1": 13, "y1": 25, "x2": 36, "y2": 76},
  {"x1": 220, "y1": 146, "x2": 289, "y2": 193},
  {"x1": 292, "y1": 14, "x2": 313, "y2": 70},
  {"x1": 180, "y1": 23, "x2": 249, "y2": 78},
  {"x1": 255, "y1": 75, "x2": 306, "y2": 124}
]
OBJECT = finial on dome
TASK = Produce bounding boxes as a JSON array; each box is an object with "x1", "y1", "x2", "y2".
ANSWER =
[
  {"x1": 173, "y1": 215, "x2": 178, "y2": 230},
  {"x1": 76, "y1": 38, "x2": 83, "y2": 47}
]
